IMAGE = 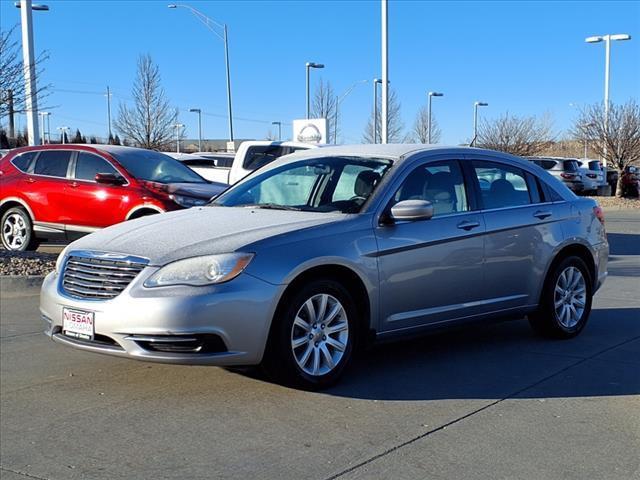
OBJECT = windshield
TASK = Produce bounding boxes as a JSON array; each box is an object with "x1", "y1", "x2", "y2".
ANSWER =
[
  {"x1": 110, "y1": 149, "x2": 206, "y2": 183},
  {"x1": 214, "y1": 156, "x2": 392, "y2": 213}
]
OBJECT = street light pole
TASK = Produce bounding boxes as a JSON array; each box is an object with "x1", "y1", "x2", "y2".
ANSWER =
[
  {"x1": 106, "y1": 86, "x2": 113, "y2": 140},
  {"x1": 189, "y1": 108, "x2": 202, "y2": 151},
  {"x1": 174, "y1": 123, "x2": 185, "y2": 153},
  {"x1": 271, "y1": 121, "x2": 281, "y2": 141},
  {"x1": 380, "y1": 0, "x2": 389, "y2": 144},
  {"x1": 168, "y1": 4, "x2": 234, "y2": 143},
  {"x1": 38, "y1": 111, "x2": 46, "y2": 144},
  {"x1": 57, "y1": 126, "x2": 69, "y2": 144},
  {"x1": 372, "y1": 78, "x2": 384, "y2": 144},
  {"x1": 472, "y1": 101, "x2": 488, "y2": 146},
  {"x1": 585, "y1": 33, "x2": 632, "y2": 167},
  {"x1": 427, "y1": 91, "x2": 443, "y2": 144},
  {"x1": 15, "y1": 1, "x2": 49, "y2": 146},
  {"x1": 305, "y1": 62, "x2": 325, "y2": 119}
]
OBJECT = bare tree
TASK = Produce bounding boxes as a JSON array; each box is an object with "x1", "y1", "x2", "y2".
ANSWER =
[
  {"x1": 311, "y1": 78, "x2": 338, "y2": 144},
  {"x1": 573, "y1": 100, "x2": 640, "y2": 196},
  {"x1": 362, "y1": 88, "x2": 406, "y2": 143},
  {"x1": 476, "y1": 112, "x2": 554, "y2": 156},
  {"x1": 0, "y1": 25, "x2": 50, "y2": 128},
  {"x1": 115, "y1": 54, "x2": 176, "y2": 150},
  {"x1": 409, "y1": 104, "x2": 441, "y2": 143}
]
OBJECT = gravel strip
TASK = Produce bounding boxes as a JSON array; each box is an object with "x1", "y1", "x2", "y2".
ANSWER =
[
  {"x1": 0, "y1": 250, "x2": 57, "y2": 276},
  {"x1": 586, "y1": 196, "x2": 639, "y2": 210}
]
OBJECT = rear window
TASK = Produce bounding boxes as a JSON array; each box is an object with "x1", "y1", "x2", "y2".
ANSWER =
[
  {"x1": 33, "y1": 151, "x2": 72, "y2": 178},
  {"x1": 243, "y1": 146, "x2": 305, "y2": 171},
  {"x1": 11, "y1": 151, "x2": 38, "y2": 172},
  {"x1": 588, "y1": 161, "x2": 602, "y2": 171},
  {"x1": 563, "y1": 160, "x2": 580, "y2": 172}
]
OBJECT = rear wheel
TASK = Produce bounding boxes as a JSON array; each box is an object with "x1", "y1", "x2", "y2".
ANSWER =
[
  {"x1": 263, "y1": 279, "x2": 357, "y2": 389},
  {"x1": 1, "y1": 207, "x2": 38, "y2": 252},
  {"x1": 529, "y1": 256, "x2": 593, "y2": 338}
]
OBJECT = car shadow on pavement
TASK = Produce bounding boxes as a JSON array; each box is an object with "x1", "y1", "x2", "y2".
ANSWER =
[
  {"x1": 607, "y1": 233, "x2": 640, "y2": 255},
  {"x1": 322, "y1": 307, "x2": 640, "y2": 401}
]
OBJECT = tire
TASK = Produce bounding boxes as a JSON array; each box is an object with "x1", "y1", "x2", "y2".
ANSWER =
[
  {"x1": 529, "y1": 256, "x2": 593, "y2": 339},
  {"x1": 1, "y1": 207, "x2": 38, "y2": 252},
  {"x1": 263, "y1": 278, "x2": 358, "y2": 390}
]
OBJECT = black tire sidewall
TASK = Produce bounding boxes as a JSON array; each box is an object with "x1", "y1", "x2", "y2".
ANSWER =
[
  {"x1": 266, "y1": 279, "x2": 358, "y2": 389},
  {"x1": 1, "y1": 207, "x2": 34, "y2": 252}
]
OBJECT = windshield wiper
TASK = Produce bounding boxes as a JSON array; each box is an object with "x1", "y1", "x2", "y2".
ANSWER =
[{"x1": 244, "y1": 203, "x2": 304, "y2": 211}]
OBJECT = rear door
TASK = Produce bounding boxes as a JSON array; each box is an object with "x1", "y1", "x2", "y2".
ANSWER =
[
  {"x1": 467, "y1": 155, "x2": 566, "y2": 311},
  {"x1": 65, "y1": 151, "x2": 130, "y2": 233},
  {"x1": 25, "y1": 150, "x2": 73, "y2": 226}
]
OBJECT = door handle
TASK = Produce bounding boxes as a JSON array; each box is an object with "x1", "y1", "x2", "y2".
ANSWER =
[
  {"x1": 68, "y1": 181, "x2": 79, "y2": 188},
  {"x1": 457, "y1": 220, "x2": 480, "y2": 231},
  {"x1": 26, "y1": 177, "x2": 36, "y2": 183},
  {"x1": 534, "y1": 210, "x2": 552, "y2": 220}
]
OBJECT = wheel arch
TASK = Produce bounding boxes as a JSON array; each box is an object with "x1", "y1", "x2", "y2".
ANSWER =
[
  {"x1": 125, "y1": 205, "x2": 164, "y2": 220},
  {"x1": 0, "y1": 197, "x2": 35, "y2": 221},
  {"x1": 539, "y1": 242, "x2": 597, "y2": 303}
]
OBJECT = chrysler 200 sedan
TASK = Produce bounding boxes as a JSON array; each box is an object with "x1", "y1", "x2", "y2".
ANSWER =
[{"x1": 40, "y1": 145, "x2": 608, "y2": 389}]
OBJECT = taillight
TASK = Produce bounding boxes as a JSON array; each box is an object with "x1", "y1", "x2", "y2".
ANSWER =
[
  {"x1": 594, "y1": 206, "x2": 605, "y2": 226},
  {"x1": 561, "y1": 172, "x2": 575, "y2": 179}
]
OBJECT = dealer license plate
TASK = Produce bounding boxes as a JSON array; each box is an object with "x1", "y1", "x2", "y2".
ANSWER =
[{"x1": 62, "y1": 308, "x2": 94, "y2": 340}]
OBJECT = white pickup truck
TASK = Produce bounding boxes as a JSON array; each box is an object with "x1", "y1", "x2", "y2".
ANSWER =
[{"x1": 178, "y1": 141, "x2": 319, "y2": 185}]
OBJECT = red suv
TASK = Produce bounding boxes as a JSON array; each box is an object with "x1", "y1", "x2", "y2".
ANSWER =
[{"x1": 0, "y1": 145, "x2": 227, "y2": 251}]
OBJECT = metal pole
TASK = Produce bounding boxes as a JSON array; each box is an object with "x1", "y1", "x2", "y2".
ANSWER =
[
  {"x1": 334, "y1": 95, "x2": 339, "y2": 144},
  {"x1": 106, "y1": 86, "x2": 112, "y2": 140},
  {"x1": 373, "y1": 79, "x2": 378, "y2": 144},
  {"x1": 584, "y1": 139, "x2": 588, "y2": 159},
  {"x1": 197, "y1": 110, "x2": 202, "y2": 151},
  {"x1": 380, "y1": 0, "x2": 388, "y2": 144},
  {"x1": 20, "y1": 0, "x2": 39, "y2": 146},
  {"x1": 306, "y1": 64, "x2": 310, "y2": 119},
  {"x1": 38, "y1": 112, "x2": 45, "y2": 144},
  {"x1": 46, "y1": 113, "x2": 50, "y2": 143},
  {"x1": 223, "y1": 24, "x2": 234, "y2": 142},
  {"x1": 602, "y1": 35, "x2": 611, "y2": 168},
  {"x1": 8, "y1": 90, "x2": 15, "y2": 139},
  {"x1": 427, "y1": 93, "x2": 433, "y2": 144},
  {"x1": 473, "y1": 103, "x2": 478, "y2": 146}
]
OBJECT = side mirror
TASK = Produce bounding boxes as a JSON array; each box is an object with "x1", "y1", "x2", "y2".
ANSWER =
[
  {"x1": 389, "y1": 199, "x2": 434, "y2": 222},
  {"x1": 95, "y1": 173, "x2": 126, "y2": 185}
]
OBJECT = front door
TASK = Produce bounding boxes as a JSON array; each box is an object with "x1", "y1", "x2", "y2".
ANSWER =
[{"x1": 375, "y1": 159, "x2": 485, "y2": 332}]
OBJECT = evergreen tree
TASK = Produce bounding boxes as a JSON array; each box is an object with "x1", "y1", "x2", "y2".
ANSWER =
[
  {"x1": 72, "y1": 129, "x2": 84, "y2": 143},
  {"x1": 113, "y1": 134, "x2": 122, "y2": 145},
  {"x1": 0, "y1": 129, "x2": 9, "y2": 149},
  {"x1": 89, "y1": 136, "x2": 98, "y2": 144}
]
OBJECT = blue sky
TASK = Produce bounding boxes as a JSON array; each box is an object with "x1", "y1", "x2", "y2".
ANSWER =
[{"x1": 1, "y1": 0, "x2": 639, "y2": 145}]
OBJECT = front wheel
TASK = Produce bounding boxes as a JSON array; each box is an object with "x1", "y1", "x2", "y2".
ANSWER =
[
  {"x1": 1, "y1": 207, "x2": 38, "y2": 252},
  {"x1": 529, "y1": 256, "x2": 593, "y2": 339},
  {"x1": 263, "y1": 279, "x2": 358, "y2": 389}
]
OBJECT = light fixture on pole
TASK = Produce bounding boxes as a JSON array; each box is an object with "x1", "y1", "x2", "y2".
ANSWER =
[
  {"x1": 472, "y1": 101, "x2": 488, "y2": 146},
  {"x1": 169, "y1": 4, "x2": 234, "y2": 143},
  {"x1": 585, "y1": 33, "x2": 631, "y2": 167},
  {"x1": 57, "y1": 126, "x2": 69, "y2": 144},
  {"x1": 174, "y1": 123, "x2": 185, "y2": 153},
  {"x1": 189, "y1": 108, "x2": 202, "y2": 151},
  {"x1": 305, "y1": 62, "x2": 325, "y2": 119},
  {"x1": 380, "y1": 0, "x2": 388, "y2": 144},
  {"x1": 14, "y1": 1, "x2": 49, "y2": 146},
  {"x1": 271, "y1": 121, "x2": 282, "y2": 141},
  {"x1": 427, "y1": 91, "x2": 443, "y2": 144}
]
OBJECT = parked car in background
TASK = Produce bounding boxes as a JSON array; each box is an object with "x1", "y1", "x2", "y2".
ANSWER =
[
  {"x1": 621, "y1": 165, "x2": 640, "y2": 198},
  {"x1": 188, "y1": 141, "x2": 319, "y2": 185},
  {"x1": 0, "y1": 144, "x2": 227, "y2": 251},
  {"x1": 577, "y1": 159, "x2": 605, "y2": 194},
  {"x1": 175, "y1": 152, "x2": 235, "y2": 182},
  {"x1": 0, "y1": 149, "x2": 10, "y2": 158},
  {"x1": 41, "y1": 145, "x2": 608, "y2": 389},
  {"x1": 527, "y1": 157, "x2": 584, "y2": 194}
]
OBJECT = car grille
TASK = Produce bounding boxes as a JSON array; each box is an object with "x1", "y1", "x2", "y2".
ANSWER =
[{"x1": 62, "y1": 254, "x2": 148, "y2": 300}]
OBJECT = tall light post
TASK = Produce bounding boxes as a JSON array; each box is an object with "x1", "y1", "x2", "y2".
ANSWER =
[
  {"x1": 57, "y1": 126, "x2": 69, "y2": 144},
  {"x1": 372, "y1": 78, "x2": 385, "y2": 144},
  {"x1": 271, "y1": 121, "x2": 282, "y2": 141},
  {"x1": 15, "y1": 1, "x2": 49, "y2": 146},
  {"x1": 189, "y1": 108, "x2": 202, "y2": 151},
  {"x1": 305, "y1": 62, "x2": 324, "y2": 119},
  {"x1": 174, "y1": 123, "x2": 185, "y2": 153},
  {"x1": 581, "y1": 122, "x2": 596, "y2": 159},
  {"x1": 334, "y1": 79, "x2": 367, "y2": 144},
  {"x1": 381, "y1": 0, "x2": 389, "y2": 144},
  {"x1": 43, "y1": 111, "x2": 50, "y2": 143},
  {"x1": 585, "y1": 33, "x2": 632, "y2": 167},
  {"x1": 427, "y1": 91, "x2": 443, "y2": 144},
  {"x1": 37, "y1": 111, "x2": 47, "y2": 144},
  {"x1": 472, "y1": 101, "x2": 488, "y2": 146},
  {"x1": 169, "y1": 4, "x2": 234, "y2": 144},
  {"x1": 105, "y1": 86, "x2": 113, "y2": 140}
]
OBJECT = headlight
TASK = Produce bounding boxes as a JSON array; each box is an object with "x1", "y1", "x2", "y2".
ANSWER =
[
  {"x1": 171, "y1": 194, "x2": 208, "y2": 208},
  {"x1": 55, "y1": 246, "x2": 70, "y2": 275},
  {"x1": 144, "y1": 253, "x2": 254, "y2": 287}
]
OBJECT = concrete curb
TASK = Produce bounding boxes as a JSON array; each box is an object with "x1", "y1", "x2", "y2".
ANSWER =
[{"x1": 0, "y1": 276, "x2": 45, "y2": 295}]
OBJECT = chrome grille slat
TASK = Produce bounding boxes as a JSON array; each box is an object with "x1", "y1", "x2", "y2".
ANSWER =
[{"x1": 61, "y1": 253, "x2": 148, "y2": 300}]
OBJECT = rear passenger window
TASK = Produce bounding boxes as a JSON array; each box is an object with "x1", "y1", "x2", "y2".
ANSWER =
[
  {"x1": 473, "y1": 161, "x2": 531, "y2": 209},
  {"x1": 33, "y1": 151, "x2": 72, "y2": 178},
  {"x1": 393, "y1": 160, "x2": 469, "y2": 216},
  {"x1": 11, "y1": 151, "x2": 37, "y2": 172},
  {"x1": 75, "y1": 152, "x2": 119, "y2": 181}
]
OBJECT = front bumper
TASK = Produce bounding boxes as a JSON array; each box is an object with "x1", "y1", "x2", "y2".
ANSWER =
[{"x1": 40, "y1": 269, "x2": 284, "y2": 366}]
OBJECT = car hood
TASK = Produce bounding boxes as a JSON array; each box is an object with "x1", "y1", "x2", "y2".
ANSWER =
[{"x1": 67, "y1": 206, "x2": 345, "y2": 265}]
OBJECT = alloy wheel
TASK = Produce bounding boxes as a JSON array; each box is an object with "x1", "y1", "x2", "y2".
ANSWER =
[
  {"x1": 2, "y1": 213, "x2": 28, "y2": 250},
  {"x1": 290, "y1": 293, "x2": 349, "y2": 376},
  {"x1": 554, "y1": 266, "x2": 587, "y2": 328}
]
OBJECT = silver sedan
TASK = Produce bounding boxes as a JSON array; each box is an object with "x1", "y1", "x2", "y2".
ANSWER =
[{"x1": 40, "y1": 145, "x2": 608, "y2": 389}]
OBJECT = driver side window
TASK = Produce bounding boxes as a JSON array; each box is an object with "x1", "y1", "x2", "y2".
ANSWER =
[{"x1": 394, "y1": 160, "x2": 469, "y2": 216}]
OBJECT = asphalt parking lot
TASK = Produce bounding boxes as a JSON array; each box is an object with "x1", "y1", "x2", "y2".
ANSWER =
[{"x1": 1, "y1": 210, "x2": 639, "y2": 480}]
